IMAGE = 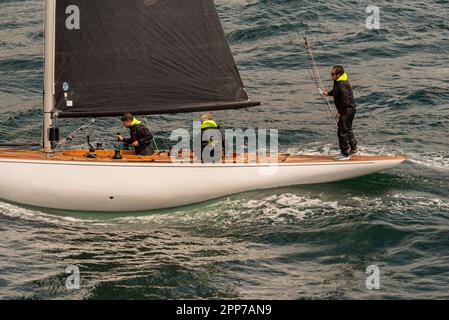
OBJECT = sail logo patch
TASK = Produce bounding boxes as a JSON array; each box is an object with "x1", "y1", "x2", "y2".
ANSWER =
[{"x1": 65, "y1": 5, "x2": 80, "y2": 30}]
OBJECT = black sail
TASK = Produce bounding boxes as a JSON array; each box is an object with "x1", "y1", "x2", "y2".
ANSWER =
[{"x1": 54, "y1": 0, "x2": 259, "y2": 118}]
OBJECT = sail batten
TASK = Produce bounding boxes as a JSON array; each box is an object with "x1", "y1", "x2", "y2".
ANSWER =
[{"x1": 54, "y1": 0, "x2": 259, "y2": 117}]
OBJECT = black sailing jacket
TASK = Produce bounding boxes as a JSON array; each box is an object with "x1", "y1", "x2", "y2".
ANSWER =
[
  {"x1": 124, "y1": 121, "x2": 154, "y2": 155},
  {"x1": 328, "y1": 73, "x2": 357, "y2": 115}
]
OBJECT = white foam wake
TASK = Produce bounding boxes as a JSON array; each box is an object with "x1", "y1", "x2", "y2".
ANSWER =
[
  {"x1": 115, "y1": 193, "x2": 347, "y2": 227},
  {"x1": 0, "y1": 201, "x2": 97, "y2": 225},
  {"x1": 407, "y1": 152, "x2": 449, "y2": 170}
]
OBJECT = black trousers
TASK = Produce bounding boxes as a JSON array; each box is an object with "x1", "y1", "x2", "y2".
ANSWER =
[
  {"x1": 136, "y1": 144, "x2": 155, "y2": 156},
  {"x1": 337, "y1": 113, "x2": 358, "y2": 156}
]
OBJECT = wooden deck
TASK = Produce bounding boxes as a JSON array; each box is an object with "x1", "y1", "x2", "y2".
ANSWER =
[{"x1": 0, "y1": 148, "x2": 407, "y2": 163}]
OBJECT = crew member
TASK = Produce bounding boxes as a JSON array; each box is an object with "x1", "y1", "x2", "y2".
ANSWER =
[
  {"x1": 200, "y1": 113, "x2": 224, "y2": 162},
  {"x1": 322, "y1": 65, "x2": 358, "y2": 159},
  {"x1": 117, "y1": 112, "x2": 154, "y2": 156}
]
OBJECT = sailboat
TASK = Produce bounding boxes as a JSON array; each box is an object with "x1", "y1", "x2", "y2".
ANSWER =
[{"x1": 0, "y1": 0, "x2": 405, "y2": 212}]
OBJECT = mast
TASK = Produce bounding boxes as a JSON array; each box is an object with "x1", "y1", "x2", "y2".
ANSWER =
[{"x1": 43, "y1": 0, "x2": 56, "y2": 152}]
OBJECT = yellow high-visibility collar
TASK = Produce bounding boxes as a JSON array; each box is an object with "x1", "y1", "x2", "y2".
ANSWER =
[
  {"x1": 131, "y1": 118, "x2": 141, "y2": 126},
  {"x1": 337, "y1": 72, "x2": 348, "y2": 82},
  {"x1": 201, "y1": 120, "x2": 218, "y2": 129}
]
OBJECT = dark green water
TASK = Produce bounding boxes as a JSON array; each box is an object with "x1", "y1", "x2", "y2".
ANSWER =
[{"x1": 1, "y1": 0, "x2": 449, "y2": 299}]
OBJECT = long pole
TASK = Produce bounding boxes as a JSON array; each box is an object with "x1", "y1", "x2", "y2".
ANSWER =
[{"x1": 43, "y1": 0, "x2": 56, "y2": 152}]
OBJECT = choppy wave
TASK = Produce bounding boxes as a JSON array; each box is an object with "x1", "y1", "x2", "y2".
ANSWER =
[
  {"x1": 3, "y1": 190, "x2": 448, "y2": 230},
  {"x1": 288, "y1": 143, "x2": 449, "y2": 172},
  {"x1": 115, "y1": 193, "x2": 344, "y2": 227},
  {"x1": 407, "y1": 152, "x2": 449, "y2": 171},
  {"x1": 0, "y1": 201, "x2": 97, "y2": 225}
]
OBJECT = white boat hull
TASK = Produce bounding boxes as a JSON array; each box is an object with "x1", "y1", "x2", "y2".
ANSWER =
[{"x1": 0, "y1": 157, "x2": 405, "y2": 212}]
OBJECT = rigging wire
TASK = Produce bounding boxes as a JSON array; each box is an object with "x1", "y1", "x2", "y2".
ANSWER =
[
  {"x1": 303, "y1": 37, "x2": 337, "y2": 125},
  {"x1": 0, "y1": 142, "x2": 41, "y2": 147},
  {"x1": 142, "y1": 116, "x2": 160, "y2": 151},
  {"x1": 55, "y1": 118, "x2": 96, "y2": 150},
  {"x1": 266, "y1": 1, "x2": 337, "y2": 126},
  {"x1": 264, "y1": 1, "x2": 343, "y2": 155},
  {"x1": 0, "y1": 118, "x2": 42, "y2": 147}
]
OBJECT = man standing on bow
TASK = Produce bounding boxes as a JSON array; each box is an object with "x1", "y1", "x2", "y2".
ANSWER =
[
  {"x1": 116, "y1": 112, "x2": 154, "y2": 156},
  {"x1": 322, "y1": 65, "x2": 358, "y2": 160}
]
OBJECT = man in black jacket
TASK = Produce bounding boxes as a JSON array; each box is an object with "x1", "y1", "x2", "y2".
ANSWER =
[
  {"x1": 322, "y1": 65, "x2": 358, "y2": 159},
  {"x1": 117, "y1": 113, "x2": 154, "y2": 155}
]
